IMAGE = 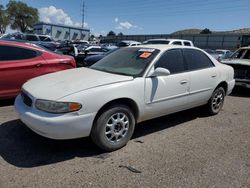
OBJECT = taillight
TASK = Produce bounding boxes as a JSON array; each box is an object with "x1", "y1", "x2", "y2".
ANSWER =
[
  {"x1": 59, "y1": 58, "x2": 76, "y2": 68},
  {"x1": 71, "y1": 59, "x2": 77, "y2": 68}
]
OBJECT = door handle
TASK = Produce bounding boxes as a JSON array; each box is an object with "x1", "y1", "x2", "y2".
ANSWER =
[
  {"x1": 35, "y1": 63, "x2": 42, "y2": 67},
  {"x1": 180, "y1": 80, "x2": 188, "y2": 85},
  {"x1": 211, "y1": 74, "x2": 217, "y2": 78}
]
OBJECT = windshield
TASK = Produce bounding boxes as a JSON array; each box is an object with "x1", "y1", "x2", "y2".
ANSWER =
[
  {"x1": 230, "y1": 49, "x2": 250, "y2": 59},
  {"x1": 90, "y1": 47, "x2": 160, "y2": 77}
]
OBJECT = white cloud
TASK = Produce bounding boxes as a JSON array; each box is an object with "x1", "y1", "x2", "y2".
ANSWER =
[
  {"x1": 114, "y1": 17, "x2": 119, "y2": 23},
  {"x1": 116, "y1": 21, "x2": 137, "y2": 30},
  {"x1": 39, "y1": 6, "x2": 88, "y2": 28}
]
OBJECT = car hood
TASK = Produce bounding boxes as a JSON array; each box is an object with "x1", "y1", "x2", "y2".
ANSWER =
[
  {"x1": 221, "y1": 58, "x2": 250, "y2": 66},
  {"x1": 22, "y1": 68, "x2": 133, "y2": 100}
]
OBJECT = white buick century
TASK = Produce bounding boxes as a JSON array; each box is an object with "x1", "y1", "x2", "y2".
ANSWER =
[{"x1": 15, "y1": 45, "x2": 235, "y2": 151}]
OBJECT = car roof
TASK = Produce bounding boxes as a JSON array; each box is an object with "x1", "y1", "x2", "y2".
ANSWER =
[
  {"x1": 129, "y1": 44, "x2": 200, "y2": 51},
  {"x1": 145, "y1": 38, "x2": 193, "y2": 43},
  {"x1": 86, "y1": 45, "x2": 102, "y2": 49},
  {"x1": 216, "y1": 49, "x2": 230, "y2": 51},
  {"x1": 121, "y1": 40, "x2": 141, "y2": 44},
  {"x1": 167, "y1": 38, "x2": 192, "y2": 42},
  {"x1": 146, "y1": 38, "x2": 168, "y2": 41}
]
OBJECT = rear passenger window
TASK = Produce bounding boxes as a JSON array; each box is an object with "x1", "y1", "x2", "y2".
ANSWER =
[
  {"x1": 155, "y1": 49, "x2": 185, "y2": 74},
  {"x1": 0, "y1": 45, "x2": 39, "y2": 61},
  {"x1": 183, "y1": 49, "x2": 214, "y2": 70},
  {"x1": 172, "y1": 41, "x2": 182, "y2": 45},
  {"x1": 184, "y1": 42, "x2": 191, "y2": 46}
]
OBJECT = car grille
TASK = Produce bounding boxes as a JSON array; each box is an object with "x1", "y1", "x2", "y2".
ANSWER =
[
  {"x1": 226, "y1": 64, "x2": 250, "y2": 80},
  {"x1": 21, "y1": 92, "x2": 33, "y2": 107}
]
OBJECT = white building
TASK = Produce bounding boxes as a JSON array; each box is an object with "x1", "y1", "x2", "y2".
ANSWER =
[{"x1": 33, "y1": 22, "x2": 90, "y2": 41}]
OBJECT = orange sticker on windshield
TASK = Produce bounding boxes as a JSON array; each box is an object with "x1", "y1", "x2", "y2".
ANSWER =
[{"x1": 140, "y1": 52, "x2": 152, "y2": 58}]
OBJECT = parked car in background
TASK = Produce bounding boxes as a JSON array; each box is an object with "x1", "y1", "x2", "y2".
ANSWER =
[
  {"x1": 0, "y1": 32, "x2": 59, "y2": 51},
  {"x1": 221, "y1": 46, "x2": 250, "y2": 88},
  {"x1": 75, "y1": 45, "x2": 110, "y2": 67},
  {"x1": 204, "y1": 49, "x2": 220, "y2": 60},
  {"x1": 101, "y1": 43, "x2": 118, "y2": 50},
  {"x1": 117, "y1": 40, "x2": 141, "y2": 47},
  {"x1": 55, "y1": 40, "x2": 77, "y2": 55},
  {"x1": 79, "y1": 45, "x2": 110, "y2": 56},
  {"x1": 143, "y1": 38, "x2": 194, "y2": 46},
  {"x1": 72, "y1": 40, "x2": 89, "y2": 47},
  {"x1": 81, "y1": 48, "x2": 119, "y2": 67},
  {"x1": 0, "y1": 40, "x2": 76, "y2": 99},
  {"x1": 215, "y1": 49, "x2": 233, "y2": 61},
  {"x1": 15, "y1": 45, "x2": 234, "y2": 151}
]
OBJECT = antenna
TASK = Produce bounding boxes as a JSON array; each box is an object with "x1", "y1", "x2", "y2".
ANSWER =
[{"x1": 81, "y1": 0, "x2": 85, "y2": 28}]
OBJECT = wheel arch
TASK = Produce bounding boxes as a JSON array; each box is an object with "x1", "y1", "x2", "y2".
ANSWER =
[
  {"x1": 93, "y1": 98, "x2": 140, "y2": 124},
  {"x1": 215, "y1": 81, "x2": 228, "y2": 94}
]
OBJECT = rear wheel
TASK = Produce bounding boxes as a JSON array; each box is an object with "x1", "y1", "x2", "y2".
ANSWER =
[
  {"x1": 91, "y1": 105, "x2": 135, "y2": 151},
  {"x1": 207, "y1": 87, "x2": 225, "y2": 115}
]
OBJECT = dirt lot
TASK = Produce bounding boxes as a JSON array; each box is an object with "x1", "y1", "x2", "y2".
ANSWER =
[{"x1": 0, "y1": 87, "x2": 249, "y2": 188}]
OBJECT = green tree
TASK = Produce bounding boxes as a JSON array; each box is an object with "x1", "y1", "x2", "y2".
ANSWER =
[
  {"x1": 7, "y1": 0, "x2": 39, "y2": 33},
  {"x1": 200, "y1": 28, "x2": 212, "y2": 34},
  {"x1": 107, "y1": 30, "x2": 116, "y2": 37},
  {"x1": 117, "y1": 32, "x2": 123, "y2": 36},
  {"x1": 0, "y1": 5, "x2": 9, "y2": 34},
  {"x1": 89, "y1": 34, "x2": 95, "y2": 41}
]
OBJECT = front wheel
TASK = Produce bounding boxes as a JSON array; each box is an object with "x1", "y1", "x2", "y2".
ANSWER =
[
  {"x1": 91, "y1": 105, "x2": 135, "y2": 151},
  {"x1": 206, "y1": 87, "x2": 225, "y2": 115}
]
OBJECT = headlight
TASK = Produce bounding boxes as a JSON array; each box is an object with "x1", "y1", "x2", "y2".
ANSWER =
[{"x1": 35, "y1": 99, "x2": 82, "y2": 113}]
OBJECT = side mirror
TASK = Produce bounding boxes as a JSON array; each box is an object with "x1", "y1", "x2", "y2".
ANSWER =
[{"x1": 149, "y1": 67, "x2": 170, "y2": 77}]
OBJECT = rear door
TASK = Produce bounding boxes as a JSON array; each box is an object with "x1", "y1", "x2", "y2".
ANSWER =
[
  {"x1": 182, "y1": 49, "x2": 218, "y2": 106},
  {"x1": 0, "y1": 45, "x2": 45, "y2": 98}
]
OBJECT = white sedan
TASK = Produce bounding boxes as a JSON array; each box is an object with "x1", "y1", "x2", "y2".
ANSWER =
[{"x1": 15, "y1": 45, "x2": 235, "y2": 151}]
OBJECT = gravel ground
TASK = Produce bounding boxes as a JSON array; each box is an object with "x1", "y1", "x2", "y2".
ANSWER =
[{"x1": 0, "y1": 87, "x2": 249, "y2": 188}]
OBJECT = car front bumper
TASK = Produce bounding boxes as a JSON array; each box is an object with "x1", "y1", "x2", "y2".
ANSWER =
[{"x1": 15, "y1": 95, "x2": 96, "y2": 140}]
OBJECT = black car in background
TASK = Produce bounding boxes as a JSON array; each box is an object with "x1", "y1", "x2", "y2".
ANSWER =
[{"x1": 82, "y1": 48, "x2": 118, "y2": 67}]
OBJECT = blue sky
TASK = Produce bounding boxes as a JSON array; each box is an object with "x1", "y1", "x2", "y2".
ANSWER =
[{"x1": 1, "y1": 0, "x2": 250, "y2": 36}]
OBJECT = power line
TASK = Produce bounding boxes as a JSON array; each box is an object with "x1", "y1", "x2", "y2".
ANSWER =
[{"x1": 87, "y1": 0, "x2": 249, "y2": 14}]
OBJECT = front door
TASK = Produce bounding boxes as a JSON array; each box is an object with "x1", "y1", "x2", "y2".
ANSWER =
[{"x1": 144, "y1": 49, "x2": 190, "y2": 120}]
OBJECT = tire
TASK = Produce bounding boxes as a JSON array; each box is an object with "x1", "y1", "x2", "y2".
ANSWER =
[
  {"x1": 206, "y1": 87, "x2": 225, "y2": 115},
  {"x1": 91, "y1": 105, "x2": 135, "y2": 151}
]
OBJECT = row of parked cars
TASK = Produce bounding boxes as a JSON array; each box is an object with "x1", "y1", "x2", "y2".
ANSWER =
[{"x1": 1, "y1": 33, "x2": 249, "y2": 100}]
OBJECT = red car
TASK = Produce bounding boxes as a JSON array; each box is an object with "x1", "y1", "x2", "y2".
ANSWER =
[{"x1": 0, "y1": 40, "x2": 76, "y2": 99}]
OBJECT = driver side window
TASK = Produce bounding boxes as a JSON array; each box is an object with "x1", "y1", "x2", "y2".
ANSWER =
[{"x1": 155, "y1": 49, "x2": 185, "y2": 74}]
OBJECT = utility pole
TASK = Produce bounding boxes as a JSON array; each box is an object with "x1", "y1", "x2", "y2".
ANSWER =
[{"x1": 82, "y1": 0, "x2": 85, "y2": 28}]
